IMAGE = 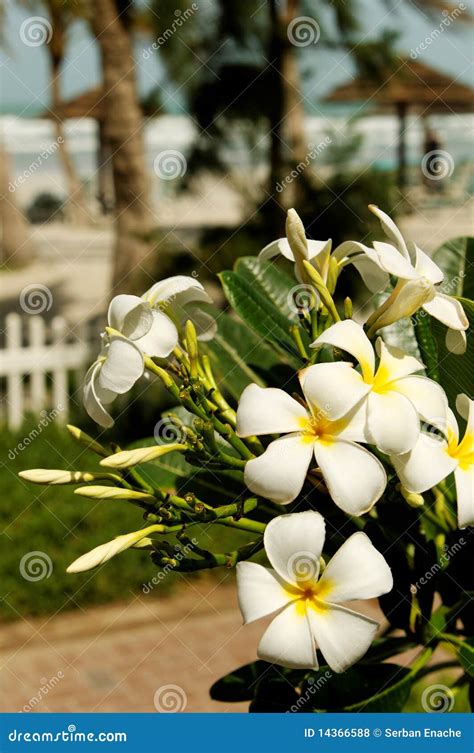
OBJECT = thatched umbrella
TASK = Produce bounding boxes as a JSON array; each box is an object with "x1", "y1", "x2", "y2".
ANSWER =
[{"x1": 323, "y1": 58, "x2": 474, "y2": 188}]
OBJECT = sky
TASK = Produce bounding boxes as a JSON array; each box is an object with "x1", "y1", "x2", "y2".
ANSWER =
[{"x1": 1, "y1": 0, "x2": 473, "y2": 116}]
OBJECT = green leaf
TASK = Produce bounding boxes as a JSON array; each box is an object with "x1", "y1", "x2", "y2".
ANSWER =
[
  {"x1": 201, "y1": 311, "x2": 282, "y2": 400},
  {"x1": 234, "y1": 256, "x2": 299, "y2": 319},
  {"x1": 210, "y1": 661, "x2": 273, "y2": 702},
  {"x1": 457, "y1": 639, "x2": 474, "y2": 678},
  {"x1": 219, "y1": 270, "x2": 303, "y2": 368},
  {"x1": 431, "y1": 296, "x2": 474, "y2": 411},
  {"x1": 432, "y1": 236, "x2": 474, "y2": 299}
]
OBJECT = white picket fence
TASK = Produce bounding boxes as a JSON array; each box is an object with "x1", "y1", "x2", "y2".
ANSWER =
[{"x1": 1, "y1": 313, "x2": 93, "y2": 429}]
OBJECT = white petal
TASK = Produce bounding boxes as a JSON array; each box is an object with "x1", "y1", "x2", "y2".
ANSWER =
[
  {"x1": 456, "y1": 394, "x2": 473, "y2": 430},
  {"x1": 258, "y1": 602, "x2": 317, "y2": 670},
  {"x1": 144, "y1": 276, "x2": 212, "y2": 307},
  {"x1": 311, "y1": 320, "x2": 375, "y2": 381},
  {"x1": 302, "y1": 362, "x2": 370, "y2": 420},
  {"x1": 366, "y1": 390, "x2": 420, "y2": 455},
  {"x1": 446, "y1": 328, "x2": 467, "y2": 354},
  {"x1": 318, "y1": 532, "x2": 393, "y2": 603},
  {"x1": 369, "y1": 204, "x2": 410, "y2": 259},
  {"x1": 455, "y1": 467, "x2": 474, "y2": 529},
  {"x1": 307, "y1": 602, "x2": 378, "y2": 673},
  {"x1": 414, "y1": 245, "x2": 444, "y2": 285},
  {"x1": 236, "y1": 384, "x2": 308, "y2": 437},
  {"x1": 134, "y1": 310, "x2": 178, "y2": 358},
  {"x1": 306, "y1": 239, "x2": 332, "y2": 281},
  {"x1": 315, "y1": 439, "x2": 386, "y2": 515},
  {"x1": 98, "y1": 337, "x2": 144, "y2": 394},
  {"x1": 370, "y1": 277, "x2": 434, "y2": 330},
  {"x1": 391, "y1": 434, "x2": 457, "y2": 493},
  {"x1": 259, "y1": 238, "x2": 295, "y2": 262},
  {"x1": 392, "y1": 375, "x2": 448, "y2": 425},
  {"x1": 236, "y1": 562, "x2": 291, "y2": 623},
  {"x1": 372, "y1": 241, "x2": 418, "y2": 279},
  {"x1": 107, "y1": 295, "x2": 153, "y2": 340},
  {"x1": 422, "y1": 293, "x2": 468, "y2": 331},
  {"x1": 350, "y1": 254, "x2": 390, "y2": 293},
  {"x1": 376, "y1": 338, "x2": 423, "y2": 381},
  {"x1": 264, "y1": 511, "x2": 326, "y2": 585},
  {"x1": 244, "y1": 434, "x2": 313, "y2": 505},
  {"x1": 83, "y1": 362, "x2": 115, "y2": 428}
]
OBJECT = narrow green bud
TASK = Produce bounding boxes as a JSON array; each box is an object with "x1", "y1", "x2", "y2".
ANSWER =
[
  {"x1": 286, "y1": 208, "x2": 308, "y2": 279},
  {"x1": 344, "y1": 297, "x2": 353, "y2": 319},
  {"x1": 398, "y1": 484, "x2": 424, "y2": 508},
  {"x1": 19, "y1": 469, "x2": 100, "y2": 485},
  {"x1": 185, "y1": 319, "x2": 199, "y2": 378},
  {"x1": 66, "y1": 425, "x2": 108, "y2": 457}
]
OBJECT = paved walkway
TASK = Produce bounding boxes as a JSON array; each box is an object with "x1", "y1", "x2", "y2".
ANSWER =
[{"x1": 0, "y1": 579, "x2": 270, "y2": 713}]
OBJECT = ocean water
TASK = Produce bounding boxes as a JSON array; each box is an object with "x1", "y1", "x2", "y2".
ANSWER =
[{"x1": 2, "y1": 110, "x2": 473, "y2": 205}]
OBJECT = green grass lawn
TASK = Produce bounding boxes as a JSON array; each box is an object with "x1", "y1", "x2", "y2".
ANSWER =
[{"x1": 0, "y1": 416, "x2": 252, "y2": 622}]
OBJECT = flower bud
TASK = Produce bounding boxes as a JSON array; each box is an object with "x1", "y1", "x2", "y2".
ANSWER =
[
  {"x1": 19, "y1": 469, "x2": 98, "y2": 485},
  {"x1": 100, "y1": 443, "x2": 187, "y2": 469},
  {"x1": 286, "y1": 208, "x2": 308, "y2": 280},
  {"x1": 398, "y1": 484, "x2": 424, "y2": 508},
  {"x1": 67, "y1": 524, "x2": 165, "y2": 573},
  {"x1": 74, "y1": 486, "x2": 156, "y2": 501}
]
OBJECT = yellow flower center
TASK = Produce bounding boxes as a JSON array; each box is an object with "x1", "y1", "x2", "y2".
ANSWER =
[
  {"x1": 284, "y1": 578, "x2": 334, "y2": 615},
  {"x1": 445, "y1": 428, "x2": 474, "y2": 471},
  {"x1": 298, "y1": 411, "x2": 346, "y2": 446}
]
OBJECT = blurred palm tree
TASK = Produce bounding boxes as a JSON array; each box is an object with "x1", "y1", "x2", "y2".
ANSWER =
[
  {"x1": 85, "y1": 0, "x2": 157, "y2": 295},
  {"x1": 20, "y1": 0, "x2": 92, "y2": 224}
]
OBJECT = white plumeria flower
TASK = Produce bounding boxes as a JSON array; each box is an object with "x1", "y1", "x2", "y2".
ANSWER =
[
  {"x1": 237, "y1": 511, "x2": 393, "y2": 672},
  {"x1": 236, "y1": 374, "x2": 387, "y2": 515},
  {"x1": 361, "y1": 205, "x2": 468, "y2": 353},
  {"x1": 260, "y1": 209, "x2": 388, "y2": 293},
  {"x1": 83, "y1": 334, "x2": 144, "y2": 428},
  {"x1": 392, "y1": 394, "x2": 473, "y2": 529},
  {"x1": 108, "y1": 275, "x2": 216, "y2": 359},
  {"x1": 310, "y1": 320, "x2": 448, "y2": 455}
]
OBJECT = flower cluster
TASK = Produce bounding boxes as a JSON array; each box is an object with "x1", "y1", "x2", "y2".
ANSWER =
[{"x1": 21, "y1": 206, "x2": 472, "y2": 686}]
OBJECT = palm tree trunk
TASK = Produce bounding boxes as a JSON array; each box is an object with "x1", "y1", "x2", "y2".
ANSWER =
[
  {"x1": 50, "y1": 58, "x2": 91, "y2": 225},
  {"x1": 89, "y1": 0, "x2": 156, "y2": 295}
]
